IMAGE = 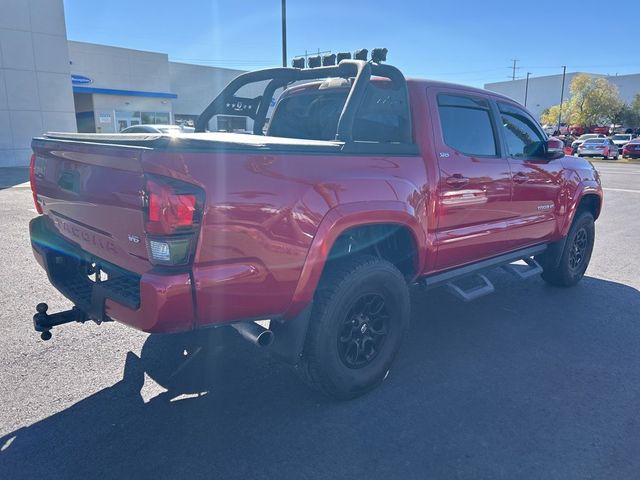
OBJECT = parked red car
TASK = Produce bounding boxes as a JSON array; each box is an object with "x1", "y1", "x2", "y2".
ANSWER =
[
  {"x1": 569, "y1": 125, "x2": 587, "y2": 136},
  {"x1": 622, "y1": 140, "x2": 640, "y2": 158},
  {"x1": 28, "y1": 58, "x2": 603, "y2": 398}
]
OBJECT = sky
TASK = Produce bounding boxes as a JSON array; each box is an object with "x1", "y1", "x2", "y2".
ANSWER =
[{"x1": 63, "y1": 0, "x2": 639, "y2": 88}]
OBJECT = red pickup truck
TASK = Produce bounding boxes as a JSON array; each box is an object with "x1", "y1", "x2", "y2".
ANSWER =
[{"x1": 29, "y1": 58, "x2": 602, "y2": 399}]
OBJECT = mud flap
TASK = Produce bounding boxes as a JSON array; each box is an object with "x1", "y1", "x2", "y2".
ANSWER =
[{"x1": 267, "y1": 304, "x2": 313, "y2": 365}]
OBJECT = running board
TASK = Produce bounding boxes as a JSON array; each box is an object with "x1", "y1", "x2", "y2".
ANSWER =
[
  {"x1": 446, "y1": 274, "x2": 495, "y2": 302},
  {"x1": 501, "y1": 257, "x2": 543, "y2": 279},
  {"x1": 420, "y1": 245, "x2": 547, "y2": 301}
]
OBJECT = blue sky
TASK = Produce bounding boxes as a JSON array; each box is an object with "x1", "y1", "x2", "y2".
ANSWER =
[{"x1": 63, "y1": 0, "x2": 639, "y2": 87}]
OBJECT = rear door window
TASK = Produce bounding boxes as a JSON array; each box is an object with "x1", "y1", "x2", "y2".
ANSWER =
[{"x1": 437, "y1": 94, "x2": 498, "y2": 156}]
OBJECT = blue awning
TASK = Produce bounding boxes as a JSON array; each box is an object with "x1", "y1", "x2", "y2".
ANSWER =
[{"x1": 72, "y1": 86, "x2": 177, "y2": 99}]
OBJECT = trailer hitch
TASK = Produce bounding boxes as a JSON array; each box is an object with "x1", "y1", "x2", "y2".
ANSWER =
[{"x1": 32, "y1": 303, "x2": 100, "y2": 340}]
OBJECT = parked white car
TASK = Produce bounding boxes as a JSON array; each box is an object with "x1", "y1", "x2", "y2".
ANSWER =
[{"x1": 610, "y1": 134, "x2": 634, "y2": 154}]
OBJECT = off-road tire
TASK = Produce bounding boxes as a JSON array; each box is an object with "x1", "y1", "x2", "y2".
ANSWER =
[
  {"x1": 298, "y1": 255, "x2": 410, "y2": 399},
  {"x1": 540, "y1": 211, "x2": 595, "y2": 287}
]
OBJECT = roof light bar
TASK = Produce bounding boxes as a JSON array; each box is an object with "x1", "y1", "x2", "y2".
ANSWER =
[
  {"x1": 336, "y1": 52, "x2": 351, "y2": 63},
  {"x1": 307, "y1": 55, "x2": 321, "y2": 68},
  {"x1": 354, "y1": 49, "x2": 368, "y2": 61},
  {"x1": 322, "y1": 53, "x2": 336, "y2": 66},
  {"x1": 371, "y1": 48, "x2": 388, "y2": 63},
  {"x1": 292, "y1": 48, "x2": 388, "y2": 69}
]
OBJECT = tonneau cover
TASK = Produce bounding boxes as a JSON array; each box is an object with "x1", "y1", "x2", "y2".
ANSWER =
[{"x1": 39, "y1": 131, "x2": 345, "y2": 154}]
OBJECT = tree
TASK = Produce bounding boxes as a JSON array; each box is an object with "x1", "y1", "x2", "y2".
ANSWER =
[
  {"x1": 539, "y1": 74, "x2": 623, "y2": 127},
  {"x1": 631, "y1": 93, "x2": 640, "y2": 122},
  {"x1": 540, "y1": 104, "x2": 574, "y2": 127},
  {"x1": 584, "y1": 78, "x2": 623, "y2": 125},
  {"x1": 613, "y1": 104, "x2": 640, "y2": 130},
  {"x1": 540, "y1": 105, "x2": 560, "y2": 126}
]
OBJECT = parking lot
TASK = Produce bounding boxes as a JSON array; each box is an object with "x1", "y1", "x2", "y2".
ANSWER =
[{"x1": 0, "y1": 161, "x2": 639, "y2": 479}]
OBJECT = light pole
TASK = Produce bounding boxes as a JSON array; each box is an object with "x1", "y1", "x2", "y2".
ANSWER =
[
  {"x1": 281, "y1": 0, "x2": 287, "y2": 67},
  {"x1": 524, "y1": 72, "x2": 531, "y2": 107},
  {"x1": 557, "y1": 65, "x2": 567, "y2": 133}
]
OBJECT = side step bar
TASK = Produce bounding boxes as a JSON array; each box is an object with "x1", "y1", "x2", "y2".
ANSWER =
[
  {"x1": 446, "y1": 274, "x2": 495, "y2": 302},
  {"x1": 501, "y1": 256, "x2": 543, "y2": 279},
  {"x1": 421, "y1": 245, "x2": 547, "y2": 302}
]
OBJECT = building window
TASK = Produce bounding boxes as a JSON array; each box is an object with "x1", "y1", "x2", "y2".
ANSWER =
[
  {"x1": 174, "y1": 114, "x2": 199, "y2": 128},
  {"x1": 141, "y1": 111, "x2": 170, "y2": 125},
  {"x1": 115, "y1": 111, "x2": 172, "y2": 131}
]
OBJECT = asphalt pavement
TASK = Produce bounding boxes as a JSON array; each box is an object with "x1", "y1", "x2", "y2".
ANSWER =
[{"x1": 1, "y1": 162, "x2": 639, "y2": 479}]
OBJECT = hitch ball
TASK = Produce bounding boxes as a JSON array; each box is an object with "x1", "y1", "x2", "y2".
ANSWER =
[{"x1": 34, "y1": 303, "x2": 52, "y2": 341}]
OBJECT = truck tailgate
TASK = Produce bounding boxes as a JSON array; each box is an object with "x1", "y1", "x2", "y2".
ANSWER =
[{"x1": 31, "y1": 136, "x2": 152, "y2": 275}]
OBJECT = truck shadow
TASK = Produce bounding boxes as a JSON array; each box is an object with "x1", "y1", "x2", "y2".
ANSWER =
[{"x1": 2, "y1": 274, "x2": 640, "y2": 479}]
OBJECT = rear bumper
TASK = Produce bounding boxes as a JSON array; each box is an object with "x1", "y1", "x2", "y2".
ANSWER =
[{"x1": 30, "y1": 216, "x2": 195, "y2": 333}]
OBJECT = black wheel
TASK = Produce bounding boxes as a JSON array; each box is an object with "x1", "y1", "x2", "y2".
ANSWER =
[
  {"x1": 540, "y1": 211, "x2": 595, "y2": 287},
  {"x1": 298, "y1": 255, "x2": 409, "y2": 399}
]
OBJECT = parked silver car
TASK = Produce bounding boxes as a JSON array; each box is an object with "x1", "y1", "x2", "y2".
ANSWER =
[
  {"x1": 577, "y1": 138, "x2": 618, "y2": 159},
  {"x1": 571, "y1": 133, "x2": 606, "y2": 154}
]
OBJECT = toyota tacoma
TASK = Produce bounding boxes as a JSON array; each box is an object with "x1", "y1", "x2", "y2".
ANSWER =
[{"x1": 28, "y1": 50, "x2": 603, "y2": 399}]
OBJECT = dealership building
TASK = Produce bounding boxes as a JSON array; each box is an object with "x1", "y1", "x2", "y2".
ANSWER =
[
  {"x1": 486, "y1": 72, "x2": 640, "y2": 121},
  {"x1": 67, "y1": 41, "x2": 257, "y2": 134},
  {"x1": 1, "y1": 0, "x2": 259, "y2": 167}
]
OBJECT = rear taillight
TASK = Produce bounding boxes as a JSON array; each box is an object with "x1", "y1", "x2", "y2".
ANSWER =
[
  {"x1": 146, "y1": 179, "x2": 197, "y2": 234},
  {"x1": 29, "y1": 153, "x2": 43, "y2": 214},
  {"x1": 143, "y1": 175, "x2": 204, "y2": 266}
]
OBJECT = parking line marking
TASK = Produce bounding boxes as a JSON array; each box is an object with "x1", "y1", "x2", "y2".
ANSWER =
[{"x1": 603, "y1": 187, "x2": 640, "y2": 194}]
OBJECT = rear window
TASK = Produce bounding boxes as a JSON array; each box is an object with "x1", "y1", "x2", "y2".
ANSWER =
[
  {"x1": 269, "y1": 91, "x2": 348, "y2": 141},
  {"x1": 268, "y1": 82, "x2": 411, "y2": 143},
  {"x1": 583, "y1": 139, "x2": 606, "y2": 144}
]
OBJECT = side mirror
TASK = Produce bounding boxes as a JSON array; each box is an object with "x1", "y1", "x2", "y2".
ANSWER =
[{"x1": 545, "y1": 137, "x2": 565, "y2": 160}]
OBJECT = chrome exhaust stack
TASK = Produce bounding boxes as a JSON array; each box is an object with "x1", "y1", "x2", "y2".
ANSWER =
[{"x1": 231, "y1": 321, "x2": 274, "y2": 347}]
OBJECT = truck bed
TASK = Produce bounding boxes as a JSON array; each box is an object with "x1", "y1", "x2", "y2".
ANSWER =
[{"x1": 41, "y1": 131, "x2": 345, "y2": 154}]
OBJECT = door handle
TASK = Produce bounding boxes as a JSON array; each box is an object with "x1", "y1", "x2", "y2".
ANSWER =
[
  {"x1": 445, "y1": 174, "x2": 469, "y2": 187},
  {"x1": 513, "y1": 172, "x2": 527, "y2": 184}
]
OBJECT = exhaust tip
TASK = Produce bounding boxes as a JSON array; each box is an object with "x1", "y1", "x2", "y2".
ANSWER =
[
  {"x1": 256, "y1": 330, "x2": 274, "y2": 347},
  {"x1": 231, "y1": 321, "x2": 275, "y2": 348}
]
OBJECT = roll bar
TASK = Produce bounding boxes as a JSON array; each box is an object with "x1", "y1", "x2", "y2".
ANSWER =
[{"x1": 195, "y1": 60, "x2": 411, "y2": 143}]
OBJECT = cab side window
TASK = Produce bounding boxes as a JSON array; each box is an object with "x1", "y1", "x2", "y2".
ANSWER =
[
  {"x1": 437, "y1": 94, "x2": 498, "y2": 157},
  {"x1": 498, "y1": 102, "x2": 546, "y2": 158}
]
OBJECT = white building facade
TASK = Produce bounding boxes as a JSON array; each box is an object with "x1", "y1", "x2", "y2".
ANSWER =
[
  {"x1": 0, "y1": 0, "x2": 76, "y2": 167},
  {"x1": 486, "y1": 73, "x2": 640, "y2": 121},
  {"x1": 67, "y1": 42, "x2": 262, "y2": 135}
]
